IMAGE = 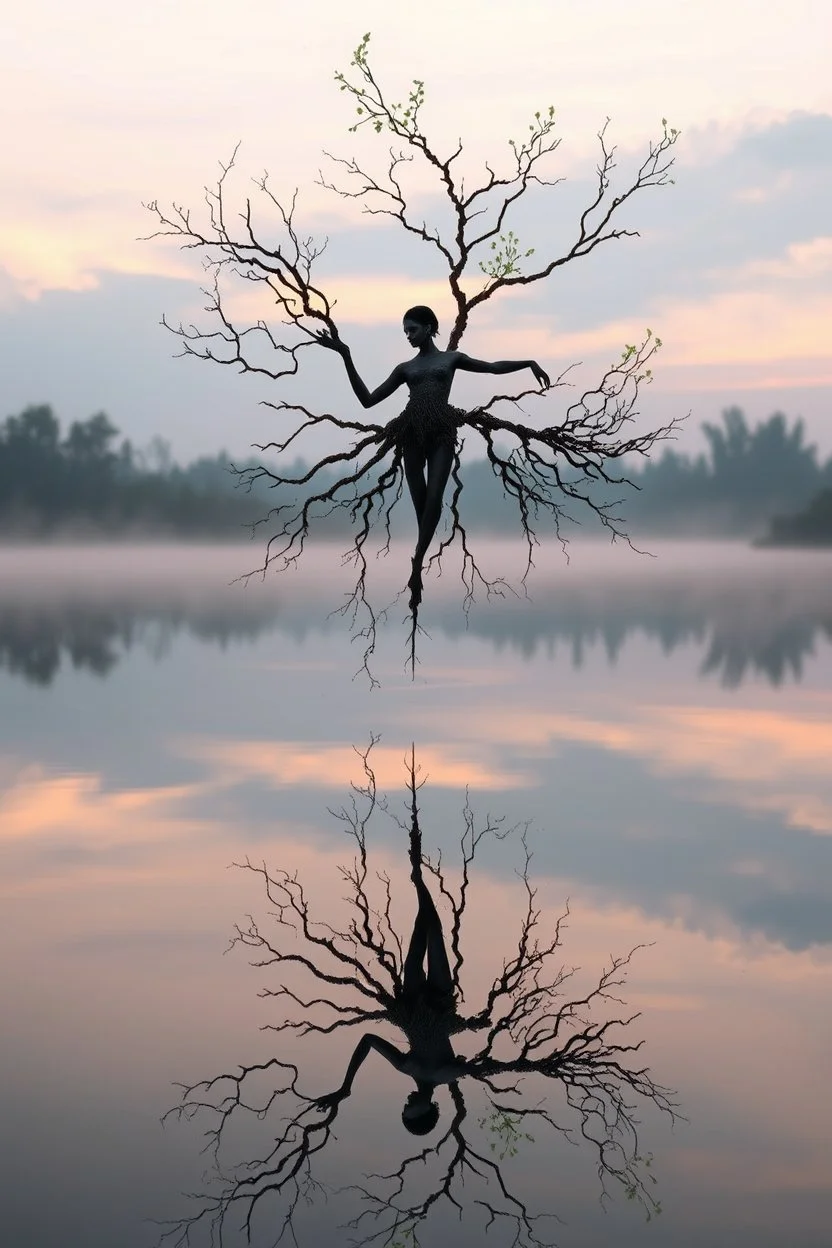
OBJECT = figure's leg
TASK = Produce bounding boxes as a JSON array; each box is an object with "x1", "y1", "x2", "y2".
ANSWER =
[
  {"x1": 408, "y1": 441, "x2": 454, "y2": 609},
  {"x1": 403, "y1": 806, "x2": 453, "y2": 997},
  {"x1": 413, "y1": 442, "x2": 454, "y2": 564},
  {"x1": 402, "y1": 897, "x2": 429, "y2": 995},
  {"x1": 413, "y1": 873, "x2": 454, "y2": 996},
  {"x1": 403, "y1": 878, "x2": 453, "y2": 996},
  {"x1": 402, "y1": 443, "x2": 428, "y2": 525}
]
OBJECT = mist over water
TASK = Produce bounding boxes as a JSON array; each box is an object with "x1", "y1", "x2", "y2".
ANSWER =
[
  {"x1": 2, "y1": 541, "x2": 831, "y2": 1248},
  {"x1": 3, "y1": 540, "x2": 832, "y2": 687}
]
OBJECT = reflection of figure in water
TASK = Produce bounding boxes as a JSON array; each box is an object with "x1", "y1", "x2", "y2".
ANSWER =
[
  {"x1": 316, "y1": 306, "x2": 549, "y2": 610},
  {"x1": 162, "y1": 748, "x2": 679, "y2": 1248},
  {"x1": 315, "y1": 802, "x2": 467, "y2": 1134}
]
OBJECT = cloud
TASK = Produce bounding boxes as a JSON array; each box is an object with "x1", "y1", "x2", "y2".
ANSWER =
[
  {"x1": 177, "y1": 737, "x2": 528, "y2": 792},
  {"x1": 396, "y1": 691, "x2": 832, "y2": 950},
  {"x1": 437, "y1": 701, "x2": 832, "y2": 837},
  {"x1": 0, "y1": 766, "x2": 209, "y2": 844},
  {"x1": 3, "y1": 104, "x2": 832, "y2": 458},
  {"x1": 720, "y1": 235, "x2": 832, "y2": 287},
  {"x1": 736, "y1": 111, "x2": 832, "y2": 169}
]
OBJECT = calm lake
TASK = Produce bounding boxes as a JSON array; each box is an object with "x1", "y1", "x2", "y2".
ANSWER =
[{"x1": 2, "y1": 540, "x2": 831, "y2": 1248}]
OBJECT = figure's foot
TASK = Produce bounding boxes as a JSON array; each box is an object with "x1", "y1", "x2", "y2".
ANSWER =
[{"x1": 407, "y1": 559, "x2": 423, "y2": 611}]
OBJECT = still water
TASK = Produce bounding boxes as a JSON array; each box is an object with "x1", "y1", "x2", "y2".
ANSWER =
[{"x1": 1, "y1": 542, "x2": 831, "y2": 1248}]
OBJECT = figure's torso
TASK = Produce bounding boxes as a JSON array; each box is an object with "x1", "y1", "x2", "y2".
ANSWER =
[
  {"x1": 400, "y1": 350, "x2": 459, "y2": 405},
  {"x1": 389, "y1": 990, "x2": 465, "y2": 1083}
]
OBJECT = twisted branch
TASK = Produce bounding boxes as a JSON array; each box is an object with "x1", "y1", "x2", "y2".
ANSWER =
[
  {"x1": 146, "y1": 36, "x2": 682, "y2": 681},
  {"x1": 159, "y1": 744, "x2": 680, "y2": 1247}
]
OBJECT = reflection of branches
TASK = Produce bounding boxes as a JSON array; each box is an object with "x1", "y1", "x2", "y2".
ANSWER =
[
  {"x1": 160, "y1": 743, "x2": 680, "y2": 1247},
  {"x1": 348, "y1": 1082, "x2": 562, "y2": 1248},
  {"x1": 146, "y1": 35, "x2": 683, "y2": 679},
  {"x1": 160, "y1": 1058, "x2": 337, "y2": 1247}
]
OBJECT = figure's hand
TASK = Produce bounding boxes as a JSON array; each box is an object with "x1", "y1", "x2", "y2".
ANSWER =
[
  {"x1": 313, "y1": 328, "x2": 347, "y2": 355},
  {"x1": 312, "y1": 1089, "x2": 345, "y2": 1112},
  {"x1": 531, "y1": 362, "x2": 550, "y2": 389}
]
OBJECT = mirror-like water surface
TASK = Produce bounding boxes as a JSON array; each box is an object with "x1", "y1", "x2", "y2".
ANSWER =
[{"x1": 2, "y1": 542, "x2": 831, "y2": 1247}]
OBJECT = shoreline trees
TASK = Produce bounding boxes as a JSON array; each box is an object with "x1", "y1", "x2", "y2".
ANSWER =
[{"x1": 3, "y1": 403, "x2": 830, "y2": 543}]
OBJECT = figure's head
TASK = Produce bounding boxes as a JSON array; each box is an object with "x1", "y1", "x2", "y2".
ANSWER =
[
  {"x1": 401, "y1": 1087, "x2": 440, "y2": 1136},
  {"x1": 402, "y1": 305, "x2": 439, "y2": 348}
]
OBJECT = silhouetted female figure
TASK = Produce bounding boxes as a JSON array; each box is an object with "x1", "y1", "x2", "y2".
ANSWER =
[
  {"x1": 316, "y1": 307, "x2": 549, "y2": 610},
  {"x1": 314, "y1": 816, "x2": 469, "y2": 1135}
]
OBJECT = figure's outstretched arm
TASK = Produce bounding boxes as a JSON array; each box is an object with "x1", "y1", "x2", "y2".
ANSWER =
[
  {"x1": 455, "y1": 352, "x2": 550, "y2": 388},
  {"x1": 315, "y1": 330, "x2": 406, "y2": 408},
  {"x1": 313, "y1": 1033, "x2": 408, "y2": 1109}
]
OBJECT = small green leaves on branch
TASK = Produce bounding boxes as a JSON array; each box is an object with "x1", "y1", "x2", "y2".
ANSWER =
[
  {"x1": 625, "y1": 1154, "x2": 662, "y2": 1221},
  {"x1": 479, "y1": 230, "x2": 536, "y2": 280},
  {"x1": 337, "y1": 32, "x2": 427, "y2": 137},
  {"x1": 157, "y1": 751, "x2": 680, "y2": 1247},
  {"x1": 326, "y1": 35, "x2": 677, "y2": 349},
  {"x1": 479, "y1": 1107, "x2": 536, "y2": 1160},
  {"x1": 147, "y1": 33, "x2": 684, "y2": 677},
  {"x1": 621, "y1": 327, "x2": 662, "y2": 381}
]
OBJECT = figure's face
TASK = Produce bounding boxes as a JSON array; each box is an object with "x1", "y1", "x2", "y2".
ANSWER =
[{"x1": 403, "y1": 318, "x2": 432, "y2": 349}]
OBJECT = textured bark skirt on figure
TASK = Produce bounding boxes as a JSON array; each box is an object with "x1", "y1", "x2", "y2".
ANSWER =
[{"x1": 390, "y1": 395, "x2": 464, "y2": 453}]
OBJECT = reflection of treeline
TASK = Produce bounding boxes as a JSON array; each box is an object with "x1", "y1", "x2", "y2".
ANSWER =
[
  {"x1": 0, "y1": 596, "x2": 280, "y2": 685},
  {"x1": 4, "y1": 557, "x2": 832, "y2": 688},
  {"x1": 434, "y1": 578, "x2": 832, "y2": 687},
  {"x1": 3, "y1": 403, "x2": 831, "y2": 539}
]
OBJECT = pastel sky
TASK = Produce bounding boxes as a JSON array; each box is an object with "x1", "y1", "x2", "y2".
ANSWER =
[{"x1": 3, "y1": 0, "x2": 831, "y2": 461}]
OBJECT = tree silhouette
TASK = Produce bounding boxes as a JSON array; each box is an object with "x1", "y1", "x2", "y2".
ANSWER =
[
  {"x1": 158, "y1": 744, "x2": 679, "y2": 1248},
  {"x1": 145, "y1": 34, "x2": 683, "y2": 679},
  {"x1": 761, "y1": 487, "x2": 832, "y2": 548},
  {"x1": 0, "y1": 405, "x2": 269, "y2": 536}
]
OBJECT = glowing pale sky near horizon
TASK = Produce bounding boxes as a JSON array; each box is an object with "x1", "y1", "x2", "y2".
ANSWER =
[{"x1": 2, "y1": 0, "x2": 831, "y2": 457}]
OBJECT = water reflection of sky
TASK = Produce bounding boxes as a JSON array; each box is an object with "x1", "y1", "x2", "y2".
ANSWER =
[{"x1": 1, "y1": 544, "x2": 831, "y2": 1247}]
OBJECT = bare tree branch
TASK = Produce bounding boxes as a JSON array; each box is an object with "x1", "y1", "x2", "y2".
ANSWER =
[
  {"x1": 146, "y1": 34, "x2": 683, "y2": 681},
  {"x1": 159, "y1": 744, "x2": 681, "y2": 1247}
]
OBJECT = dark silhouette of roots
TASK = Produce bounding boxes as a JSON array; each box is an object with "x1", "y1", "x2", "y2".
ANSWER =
[
  {"x1": 144, "y1": 36, "x2": 683, "y2": 682},
  {"x1": 156, "y1": 742, "x2": 682, "y2": 1248}
]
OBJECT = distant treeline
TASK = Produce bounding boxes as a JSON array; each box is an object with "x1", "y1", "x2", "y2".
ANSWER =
[
  {"x1": 0, "y1": 406, "x2": 260, "y2": 536},
  {"x1": 759, "y1": 488, "x2": 832, "y2": 547},
  {"x1": 2, "y1": 403, "x2": 831, "y2": 542},
  {"x1": 625, "y1": 407, "x2": 832, "y2": 541}
]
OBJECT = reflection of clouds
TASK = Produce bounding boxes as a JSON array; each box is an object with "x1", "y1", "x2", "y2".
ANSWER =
[
  {"x1": 437, "y1": 701, "x2": 832, "y2": 836},
  {"x1": 611, "y1": 704, "x2": 832, "y2": 836},
  {"x1": 566, "y1": 895, "x2": 832, "y2": 1186},
  {"x1": 394, "y1": 689, "x2": 832, "y2": 950},
  {"x1": 0, "y1": 762, "x2": 224, "y2": 902},
  {"x1": 179, "y1": 737, "x2": 528, "y2": 791},
  {"x1": 0, "y1": 765, "x2": 210, "y2": 843},
  {"x1": 730, "y1": 234, "x2": 832, "y2": 285},
  {"x1": 3, "y1": 746, "x2": 830, "y2": 1245},
  {"x1": 668, "y1": 1143, "x2": 832, "y2": 1203}
]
